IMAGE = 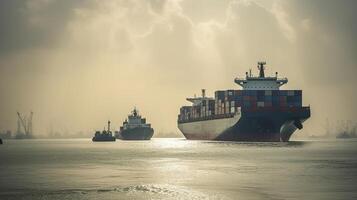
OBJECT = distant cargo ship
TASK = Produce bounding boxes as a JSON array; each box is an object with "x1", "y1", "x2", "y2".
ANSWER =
[
  {"x1": 116, "y1": 108, "x2": 154, "y2": 140},
  {"x1": 92, "y1": 121, "x2": 116, "y2": 142},
  {"x1": 178, "y1": 62, "x2": 311, "y2": 142}
]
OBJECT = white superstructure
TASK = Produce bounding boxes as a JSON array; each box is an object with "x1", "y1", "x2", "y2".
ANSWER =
[
  {"x1": 121, "y1": 108, "x2": 151, "y2": 130},
  {"x1": 186, "y1": 89, "x2": 214, "y2": 106},
  {"x1": 234, "y1": 62, "x2": 288, "y2": 90}
]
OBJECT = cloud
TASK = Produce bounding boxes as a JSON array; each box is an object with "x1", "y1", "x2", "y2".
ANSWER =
[
  {"x1": 0, "y1": 0, "x2": 356, "y2": 137},
  {"x1": 271, "y1": 1, "x2": 296, "y2": 42}
]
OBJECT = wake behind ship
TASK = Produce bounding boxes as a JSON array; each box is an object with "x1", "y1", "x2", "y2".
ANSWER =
[
  {"x1": 116, "y1": 108, "x2": 154, "y2": 140},
  {"x1": 177, "y1": 62, "x2": 311, "y2": 142}
]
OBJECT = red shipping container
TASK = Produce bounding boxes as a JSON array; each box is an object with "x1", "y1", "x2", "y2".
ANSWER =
[{"x1": 251, "y1": 103, "x2": 257, "y2": 109}]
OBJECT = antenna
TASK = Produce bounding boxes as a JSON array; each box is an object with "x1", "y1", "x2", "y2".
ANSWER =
[
  {"x1": 257, "y1": 61, "x2": 266, "y2": 78},
  {"x1": 133, "y1": 107, "x2": 138, "y2": 116},
  {"x1": 202, "y1": 89, "x2": 206, "y2": 98},
  {"x1": 108, "y1": 120, "x2": 111, "y2": 133}
]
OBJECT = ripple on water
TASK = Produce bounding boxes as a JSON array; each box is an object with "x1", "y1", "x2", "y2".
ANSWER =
[{"x1": 0, "y1": 184, "x2": 227, "y2": 200}]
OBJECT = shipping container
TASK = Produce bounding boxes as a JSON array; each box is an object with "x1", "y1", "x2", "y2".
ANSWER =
[
  {"x1": 234, "y1": 90, "x2": 242, "y2": 96},
  {"x1": 257, "y1": 95, "x2": 265, "y2": 101},
  {"x1": 265, "y1": 102, "x2": 272, "y2": 107},
  {"x1": 287, "y1": 90, "x2": 295, "y2": 96},
  {"x1": 230, "y1": 107, "x2": 235, "y2": 113},
  {"x1": 265, "y1": 95, "x2": 272, "y2": 101},
  {"x1": 279, "y1": 90, "x2": 287, "y2": 96},
  {"x1": 265, "y1": 90, "x2": 272, "y2": 96}
]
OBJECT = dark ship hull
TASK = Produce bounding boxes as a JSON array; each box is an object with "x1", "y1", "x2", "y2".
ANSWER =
[
  {"x1": 117, "y1": 127, "x2": 154, "y2": 140},
  {"x1": 178, "y1": 107, "x2": 310, "y2": 142},
  {"x1": 92, "y1": 136, "x2": 116, "y2": 142}
]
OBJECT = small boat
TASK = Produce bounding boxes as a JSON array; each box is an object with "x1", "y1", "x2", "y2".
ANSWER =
[
  {"x1": 92, "y1": 121, "x2": 116, "y2": 142},
  {"x1": 0, "y1": 138, "x2": 3, "y2": 144}
]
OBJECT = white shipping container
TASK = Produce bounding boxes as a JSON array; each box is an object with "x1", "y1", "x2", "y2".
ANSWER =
[
  {"x1": 231, "y1": 101, "x2": 235, "y2": 107},
  {"x1": 236, "y1": 107, "x2": 241, "y2": 113},
  {"x1": 257, "y1": 102, "x2": 264, "y2": 107},
  {"x1": 230, "y1": 107, "x2": 235, "y2": 113}
]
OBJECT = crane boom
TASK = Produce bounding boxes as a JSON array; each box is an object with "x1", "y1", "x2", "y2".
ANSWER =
[
  {"x1": 28, "y1": 111, "x2": 33, "y2": 136},
  {"x1": 17, "y1": 112, "x2": 28, "y2": 134}
]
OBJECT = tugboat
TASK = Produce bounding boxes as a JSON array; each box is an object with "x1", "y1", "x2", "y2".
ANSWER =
[
  {"x1": 116, "y1": 108, "x2": 154, "y2": 140},
  {"x1": 92, "y1": 121, "x2": 116, "y2": 142}
]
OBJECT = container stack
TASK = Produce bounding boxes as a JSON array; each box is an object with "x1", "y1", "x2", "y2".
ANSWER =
[
  {"x1": 239, "y1": 90, "x2": 302, "y2": 110},
  {"x1": 200, "y1": 99, "x2": 216, "y2": 117},
  {"x1": 215, "y1": 91, "x2": 225, "y2": 115},
  {"x1": 179, "y1": 90, "x2": 303, "y2": 121},
  {"x1": 179, "y1": 106, "x2": 192, "y2": 121}
]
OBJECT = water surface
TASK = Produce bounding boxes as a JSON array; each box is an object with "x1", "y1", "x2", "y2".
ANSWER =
[{"x1": 0, "y1": 138, "x2": 356, "y2": 199}]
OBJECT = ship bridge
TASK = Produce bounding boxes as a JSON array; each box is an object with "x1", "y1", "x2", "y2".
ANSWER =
[
  {"x1": 122, "y1": 108, "x2": 151, "y2": 129},
  {"x1": 234, "y1": 62, "x2": 288, "y2": 90},
  {"x1": 186, "y1": 89, "x2": 214, "y2": 106}
]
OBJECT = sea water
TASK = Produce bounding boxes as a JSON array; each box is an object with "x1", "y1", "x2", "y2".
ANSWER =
[{"x1": 0, "y1": 138, "x2": 356, "y2": 200}]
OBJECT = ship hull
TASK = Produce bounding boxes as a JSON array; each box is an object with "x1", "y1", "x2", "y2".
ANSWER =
[
  {"x1": 92, "y1": 137, "x2": 116, "y2": 142},
  {"x1": 178, "y1": 108, "x2": 310, "y2": 142},
  {"x1": 117, "y1": 127, "x2": 154, "y2": 140}
]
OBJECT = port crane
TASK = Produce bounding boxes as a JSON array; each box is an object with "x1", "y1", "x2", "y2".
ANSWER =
[{"x1": 16, "y1": 111, "x2": 33, "y2": 137}]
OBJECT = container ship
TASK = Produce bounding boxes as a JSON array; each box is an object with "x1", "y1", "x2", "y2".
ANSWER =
[
  {"x1": 177, "y1": 62, "x2": 311, "y2": 142},
  {"x1": 116, "y1": 108, "x2": 154, "y2": 140}
]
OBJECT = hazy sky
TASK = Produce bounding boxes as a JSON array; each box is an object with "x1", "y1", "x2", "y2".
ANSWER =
[{"x1": 0, "y1": 0, "x2": 356, "y2": 136}]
